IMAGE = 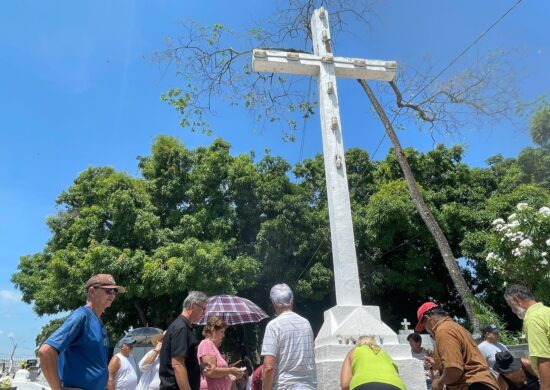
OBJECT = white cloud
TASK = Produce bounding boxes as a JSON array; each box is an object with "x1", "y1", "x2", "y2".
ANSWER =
[{"x1": 0, "y1": 290, "x2": 22, "y2": 303}]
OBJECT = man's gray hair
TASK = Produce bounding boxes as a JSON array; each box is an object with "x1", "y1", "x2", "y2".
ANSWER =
[
  {"x1": 270, "y1": 283, "x2": 293, "y2": 307},
  {"x1": 183, "y1": 291, "x2": 209, "y2": 309},
  {"x1": 504, "y1": 284, "x2": 535, "y2": 301}
]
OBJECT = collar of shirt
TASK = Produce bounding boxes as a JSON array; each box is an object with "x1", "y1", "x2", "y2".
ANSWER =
[
  {"x1": 431, "y1": 316, "x2": 453, "y2": 333},
  {"x1": 180, "y1": 314, "x2": 193, "y2": 329},
  {"x1": 525, "y1": 302, "x2": 544, "y2": 319}
]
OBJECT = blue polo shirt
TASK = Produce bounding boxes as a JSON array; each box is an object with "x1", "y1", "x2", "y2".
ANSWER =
[{"x1": 44, "y1": 305, "x2": 109, "y2": 390}]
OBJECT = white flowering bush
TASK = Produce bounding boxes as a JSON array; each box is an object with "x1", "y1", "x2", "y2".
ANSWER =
[{"x1": 486, "y1": 203, "x2": 550, "y2": 291}]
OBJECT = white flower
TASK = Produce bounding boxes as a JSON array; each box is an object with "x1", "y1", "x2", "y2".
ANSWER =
[
  {"x1": 540, "y1": 207, "x2": 550, "y2": 217},
  {"x1": 546, "y1": 239, "x2": 550, "y2": 246},
  {"x1": 486, "y1": 252, "x2": 495, "y2": 261},
  {"x1": 512, "y1": 248, "x2": 522, "y2": 257},
  {"x1": 508, "y1": 220, "x2": 520, "y2": 228},
  {"x1": 509, "y1": 213, "x2": 517, "y2": 220},
  {"x1": 519, "y1": 239, "x2": 533, "y2": 248},
  {"x1": 541, "y1": 259, "x2": 549, "y2": 266},
  {"x1": 503, "y1": 281, "x2": 508, "y2": 287},
  {"x1": 543, "y1": 252, "x2": 548, "y2": 257},
  {"x1": 492, "y1": 218, "x2": 505, "y2": 225},
  {"x1": 495, "y1": 224, "x2": 505, "y2": 232},
  {"x1": 517, "y1": 203, "x2": 529, "y2": 210}
]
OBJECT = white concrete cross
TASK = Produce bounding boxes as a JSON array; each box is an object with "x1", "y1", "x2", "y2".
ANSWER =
[
  {"x1": 401, "y1": 318, "x2": 411, "y2": 330},
  {"x1": 252, "y1": 7, "x2": 397, "y2": 306}
]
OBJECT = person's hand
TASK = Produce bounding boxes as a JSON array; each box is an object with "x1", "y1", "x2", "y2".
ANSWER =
[
  {"x1": 231, "y1": 367, "x2": 244, "y2": 379},
  {"x1": 154, "y1": 342, "x2": 162, "y2": 353},
  {"x1": 432, "y1": 377, "x2": 443, "y2": 390},
  {"x1": 424, "y1": 356, "x2": 435, "y2": 367}
]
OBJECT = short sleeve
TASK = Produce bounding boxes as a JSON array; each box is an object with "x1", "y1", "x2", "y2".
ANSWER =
[
  {"x1": 261, "y1": 322, "x2": 278, "y2": 357},
  {"x1": 526, "y1": 317, "x2": 550, "y2": 358},
  {"x1": 170, "y1": 326, "x2": 190, "y2": 359},
  {"x1": 43, "y1": 310, "x2": 85, "y2": 353},
  {"x1": 197, "y1": 339, "x2": 217, "y2": 360},
  {"x1": 436, "y1": 329, "x2": 465, "y2": 370}
]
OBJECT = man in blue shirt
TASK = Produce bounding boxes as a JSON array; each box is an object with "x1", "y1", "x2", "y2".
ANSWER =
[{"x1": 39, "y1": 274, "x2": 125, "y2": 390}]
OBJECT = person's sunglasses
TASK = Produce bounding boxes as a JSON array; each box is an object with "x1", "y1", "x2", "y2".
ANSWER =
[{"x1": 95, "y1": 287, "x2": 118, "y2": 295}]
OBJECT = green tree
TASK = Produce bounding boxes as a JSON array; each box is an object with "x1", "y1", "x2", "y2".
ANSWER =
[{"x1": 530, "y1": 104, "x2": 550, "y2": 149}]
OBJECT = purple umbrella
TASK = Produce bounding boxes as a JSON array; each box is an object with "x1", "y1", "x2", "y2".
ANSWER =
[{"x1": 197, "y1": 295, "x2": 269, "y2": 325}]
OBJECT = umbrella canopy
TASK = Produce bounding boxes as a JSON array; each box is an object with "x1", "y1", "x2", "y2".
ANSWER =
[
  {"x1": 126, "y1": 327, "x2": 163, "y2": 343},
  {"x1": 198, "y1": 295, "x2": 269, "y2": 325}
]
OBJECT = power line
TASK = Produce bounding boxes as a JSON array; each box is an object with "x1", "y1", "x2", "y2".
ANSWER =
[
  {"x1": 368, "y1": 0, "x2": 523, "y2": 163},
  {"x1": 388, "y1": 0, "x2": 524, "y2": 127},
  {"x1": 295, "y1": 237, "x2": 326, "y2": 283}
]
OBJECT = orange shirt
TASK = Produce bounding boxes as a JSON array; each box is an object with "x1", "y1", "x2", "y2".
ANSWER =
[{"x1": 432, "y1": 318, "x2": 499, "y2": 390}]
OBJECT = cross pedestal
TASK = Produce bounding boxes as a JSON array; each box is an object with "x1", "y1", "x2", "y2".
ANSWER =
[{"x1": 252, "y1": 7, "x2": 425, "y2": 390}]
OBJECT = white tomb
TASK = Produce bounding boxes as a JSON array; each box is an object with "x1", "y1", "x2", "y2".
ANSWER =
[{"x1": 252, "y1": 7, "x2": 425, "y2": 390}]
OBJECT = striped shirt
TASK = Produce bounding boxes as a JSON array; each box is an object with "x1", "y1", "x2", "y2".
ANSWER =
[{"x1": 261, "y1": 311, "x2": 317, "y2": 389}]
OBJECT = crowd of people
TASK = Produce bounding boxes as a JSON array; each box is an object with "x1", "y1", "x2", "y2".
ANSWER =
[{"x1": 35, "y1": 273, "x2": 550, "y2": 390}]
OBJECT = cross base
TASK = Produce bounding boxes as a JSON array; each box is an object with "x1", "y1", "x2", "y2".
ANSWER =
[{"x1": 314, "y1": 305, "x2": 426, "y2": 390}]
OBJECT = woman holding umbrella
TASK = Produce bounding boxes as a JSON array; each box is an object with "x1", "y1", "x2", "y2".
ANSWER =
[{"x1": 198, "y1": 316, "x2": 244, "y2": 390}]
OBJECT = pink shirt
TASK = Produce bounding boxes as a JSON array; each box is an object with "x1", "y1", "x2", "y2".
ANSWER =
[{"x1": 197, "y1": 339, "x2": 232, "y2": 390}]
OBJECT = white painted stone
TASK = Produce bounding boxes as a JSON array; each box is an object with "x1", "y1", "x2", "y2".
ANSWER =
[
  {"x1": 252, "y1": 7, "x2": 423, "y2": 390},
  {"x1": 314, "y1": 306, "x2": 427, "y2": 390}
]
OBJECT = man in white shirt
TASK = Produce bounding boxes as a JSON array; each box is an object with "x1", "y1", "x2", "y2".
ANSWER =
[
  {"x1": 261, "y1": 283, "x2": 317, "y2": 390},
  {"x1": 108, "y1": 337, "x2": 138, "y2": 390},
  {"x1": 478, "y1": 325, "x2": 508, "y2": 370}
]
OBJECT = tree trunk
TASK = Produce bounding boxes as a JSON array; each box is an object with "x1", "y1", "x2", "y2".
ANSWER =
[
  {"x1": 134, "y1": 301, "x2": 148, "y2": 327},
  {"x1": 357, "y1": 79, "x2": 480, "y2": 336}
]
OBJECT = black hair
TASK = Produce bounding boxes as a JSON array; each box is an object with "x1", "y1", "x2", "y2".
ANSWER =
[{"x1": 407, "y1": 333, "x2": 422, "y2": 343}]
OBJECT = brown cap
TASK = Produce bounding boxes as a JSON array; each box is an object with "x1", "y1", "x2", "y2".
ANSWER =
[{"x1": 85, "y1": 274, "x2": 126, "y2": 293}]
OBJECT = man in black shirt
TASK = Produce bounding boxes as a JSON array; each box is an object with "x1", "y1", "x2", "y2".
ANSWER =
[{"x1": 159, "y1": 291, "x2": 209, "y2": 390}]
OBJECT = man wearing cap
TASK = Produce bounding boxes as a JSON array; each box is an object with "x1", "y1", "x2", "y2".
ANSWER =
[
  {"x1": 108, "y1": 337, "x2": 138, "y2": 390},
  {"x1": 159, "y1": 290, "x2": 209, "y2": 390},
  {"x1": 478, "y1": 325, "x2": 509, "y2": 370},
  {"x1": 493, "y1": 351, "x2": 539, "y2": 390},
  {"x1": 39, "y1": 274, "x2": 125, "y2": 390},
  {"x1": 260, "y1": 283, "x2": 317, "y2": 390},
  {"x1": 415, "y1": 302, "x2": 499, "y2": 390},
  {"x1": 504, "y1": 284, "x2": 550, "y2": 390}
]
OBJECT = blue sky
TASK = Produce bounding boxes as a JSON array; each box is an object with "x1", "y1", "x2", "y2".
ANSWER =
[{"x1": 0, "y1": 0, "x2": 548, "y2": 356}]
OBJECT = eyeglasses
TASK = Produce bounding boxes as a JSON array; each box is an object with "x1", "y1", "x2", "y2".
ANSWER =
[
  {"x1": 95, "y1": 287, "x2": 118, "y2": 295},
  {"x1": 196, "y1": 303, "x2": 206, "y2": 311}
]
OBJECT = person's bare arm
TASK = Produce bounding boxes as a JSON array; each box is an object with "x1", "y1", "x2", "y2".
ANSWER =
[
  {"x1": 262, "y1": 355, "x2": 276, "y2": 390},
  {"x1": 172, "y1": 356, "x2": 192, "y2": 390},
  {"x1": 340, "y1": 349, "x2": 354, "y2": 390},
  {"x1": 38, "y1": 344, "x2": 63, "y2": 390},
  {"x1": 140, "y1": 344, "x2": 162, "y2": 371},
  {"x1": 537, "y1": 358, "x2": 550, "y2": 390},
  {"x1": 201, "y1": 355, "x2": 243, "y2": 379},
  {"x1": 107, "y1": 355, "x2": 121, "y2": 390}
]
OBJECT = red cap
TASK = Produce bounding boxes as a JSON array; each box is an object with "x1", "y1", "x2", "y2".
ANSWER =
[{"x1": 415, "y1": 302, "x2": 438, "y2": 332}]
